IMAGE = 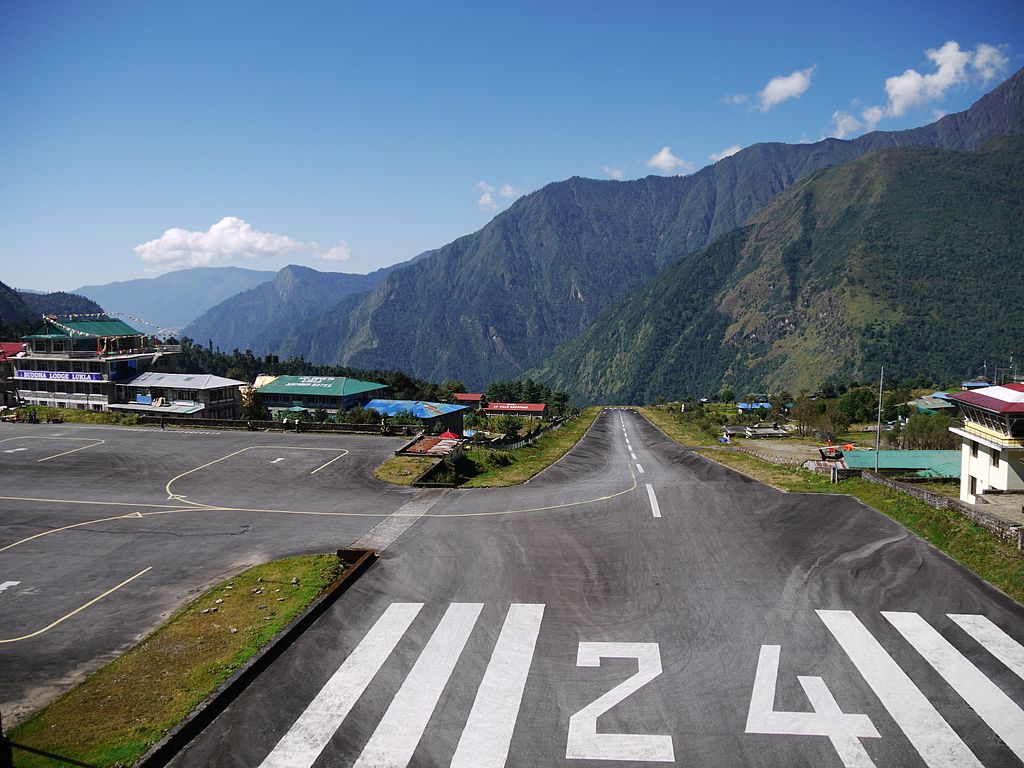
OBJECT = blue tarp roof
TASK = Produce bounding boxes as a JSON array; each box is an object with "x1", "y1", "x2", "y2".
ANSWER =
[
  {"x1": 737, "y1": 402, "x2": 771, "y2": 410},
  {"x1": 365, "y1": 399, "x2": 467, "y2": 418}
]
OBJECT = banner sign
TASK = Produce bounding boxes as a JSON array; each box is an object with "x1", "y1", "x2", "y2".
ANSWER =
[{"x1": 16, "y1": 370, "x2": 103, "y2": 381}]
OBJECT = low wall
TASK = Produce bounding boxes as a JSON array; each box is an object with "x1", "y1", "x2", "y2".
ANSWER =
[
  {"x1": 137, "y1": 416, "x2": 415, "y2": 435},
  {"x1": 861, "y1": 470, "x2": 1022, "y2": 549}
]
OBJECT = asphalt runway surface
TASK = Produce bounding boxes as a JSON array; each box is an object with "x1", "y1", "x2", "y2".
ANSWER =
[
  {"x1": 0, "y1": 422, "x2": 413, "y2": 721},
  {"x1": 3, "y1": 411, "x2": 1024, "y2": 767}
]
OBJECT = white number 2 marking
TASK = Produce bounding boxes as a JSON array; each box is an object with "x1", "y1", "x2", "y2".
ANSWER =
[
  {"x1": 745, "y1": 645, "x2": 879, "y2": 768},
  {"x1": 566, "y1": 642, "x2": 675, "y2": 762}
]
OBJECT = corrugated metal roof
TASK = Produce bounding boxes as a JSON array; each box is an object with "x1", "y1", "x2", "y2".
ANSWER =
[
  {"x1": 843, "y1": 450, "x2": 960, "y2": 478},
  {"x1": 121, "y1": 372, "x2": 246, "y2": 390},
  {"x1": 256, "y1": 375, "x2": 386, "y2": 397},
  {"x1": 365, "y1": 399, "x2": 466, "y2": 418},
  {"x1": 23, "y1": 316, "x2": 144, "y2": 339},
  {"x1": 951, "y1": 383, "x2": 1024, "y2": 414},
  {"x1": 109, "y1": 402, "x2": 205, "y2": 415}
]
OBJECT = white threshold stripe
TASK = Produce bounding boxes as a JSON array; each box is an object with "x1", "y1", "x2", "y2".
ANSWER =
[
  {"x1": 354, "y1": 602, "x2": 483, "y2": 767},
  {"x1": 636, "y1": 463, "x2": 645, "y2": 474},
  {"x1": 948, "y1": 613, "x2": 1024, "y2": 681},
  {"x1": 884, "y1": 612, "x2": 1024, "y2": 761},
  {"x1": 817, "y1": 610, "x2": 983, "y2": 768},
  {"x1": 450, "y1": 604, "x2": 545, "y2": 768},
  {"x1": 645, "y1": 484, "x2": 662, "y2": 518},
  {"x1": 259, "y1": 602, "x2": 423, "y2": 768}
]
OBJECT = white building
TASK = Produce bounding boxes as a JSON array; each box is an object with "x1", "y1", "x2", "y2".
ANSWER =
[{"x1": 949, "y1": 383, "x2": 1024, "y2": 503}]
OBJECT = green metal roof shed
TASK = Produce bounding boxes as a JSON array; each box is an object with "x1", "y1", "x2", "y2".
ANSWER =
[{"x1": 843, "y1": 450, "x2": 960, "y2": 478}]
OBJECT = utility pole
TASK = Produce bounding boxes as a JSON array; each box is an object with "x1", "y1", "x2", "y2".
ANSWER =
[{"x1": 874, "y1": 365, "x2": 884, "y2": 473}]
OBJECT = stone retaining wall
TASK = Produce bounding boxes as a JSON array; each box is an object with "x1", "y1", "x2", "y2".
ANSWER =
[{"x1": 861, "y1": 470, "x2": 1022, "y2": 549}]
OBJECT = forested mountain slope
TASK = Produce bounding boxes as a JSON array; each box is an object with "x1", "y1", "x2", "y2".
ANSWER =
[{"x1": 533, "y1": 136, "x2": 1024, "y2": 401}]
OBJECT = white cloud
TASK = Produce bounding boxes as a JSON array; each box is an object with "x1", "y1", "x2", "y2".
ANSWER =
[
  {"x1": 721, "y1": 93, "x2": 748, "y2": 105},
  {"x1": 830, "y1": 110, "x2": 862, "y2": 139},
  {"x1": 135, "y1": 217, "x2": 312, "y2": 271},
  {"x1": 861, "y1": 105, "x2": 885, "y2": 131},
  {"x1": 709, "y1": 145, "x2": 742, "y2": 162},
  {"x1": 758, "y1": 66, "x2": 815, "y2": 111},
  {"x1": 885, "y1": 40, "x2": 972, "y2": 117},
  {"x1": 603, "y1": 164, "x2": 626, "y2": 179},
  {"x1": 498, "y1": 183, "x2": 518, "y2": 199},
  {"x1": 973, "y1": 43, "x2": 1009, "y2": 83},
  {"x1": 828, "y1": 41, "x2": 1008, "y2": 139},
  {"x1": 317, "y1": 241, "x2": 352, "y2": 262},
  {"x1": 135, "y1": 217, "x2": 351, "y2": 270},
  {"x1": 476, "y1": 181, "x2": 497, "y2": 212},
  {"x1": 646, "y1": 146, "x2": 693, "y2": 174}
]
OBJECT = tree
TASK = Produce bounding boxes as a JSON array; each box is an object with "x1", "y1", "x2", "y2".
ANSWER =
[
  {"x1": 717, "y1": 386, "x2": 734, "y2": 403},
  {"x1": 496, "y1": 414, "x2": 524, "y2": 438},
  {"x1": 791, "y1": 396, "x2": 818, "y2": 437}
]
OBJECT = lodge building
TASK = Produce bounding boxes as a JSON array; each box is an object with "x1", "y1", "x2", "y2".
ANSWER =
[{"x1": 10, "y1": 315, "x2": 181, "y2": 411}]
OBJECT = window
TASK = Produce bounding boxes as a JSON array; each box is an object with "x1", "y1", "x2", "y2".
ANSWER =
[
  {"x1": 34, "y1": 341, "x2": 45, "y2": 352},
  {"x1": 993, "y1": 449, "x2": 1000, "y2": 468},
  {"x1": 53, "y1": 341, "x2": 65, "y2": 352},
  {"x1": 969, "y1": 476, "x2": 977, "y2": 495},
  {"x1": 971, "y1": 441, "x2": 978, "y2": 458}
]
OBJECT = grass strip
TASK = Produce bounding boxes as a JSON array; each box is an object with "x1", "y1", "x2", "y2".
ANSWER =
[
  {"x1": 698, "y1": 447, "x2": 1024, "y2": 603},
  {"x1": 9, "y1": 553, "x2": 343, "y2": 768},
  {"x1": 460, "y1": 407, "x2": 601, "y2": 487},
  {"x1": 7, "y1": 405, "x2": 140, "y2": 426},
  {"x1": 637, "y1": 406, "x2": 717, "y2": 446}
]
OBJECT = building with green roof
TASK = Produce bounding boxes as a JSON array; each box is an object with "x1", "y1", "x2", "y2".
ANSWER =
[
  {"x1": 10, "y1": 315, "x2": 181, "y2": 411},
  {"x1": 255, "y1": 375, "x2": 388, "y2": 415},
  {"x1": 842, "y1": 450, "x2": 960, "y2": 479}
]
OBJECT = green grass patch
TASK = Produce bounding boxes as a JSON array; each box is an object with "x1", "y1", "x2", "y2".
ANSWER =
[
  {"x1": 459, "y1": 407, "x2": 601, "y2": 487},
  {"x1": 374, "y1": 455, "x2": 438, "y2": 485},
  {"x1": 695, "y1": 446, "x2": 1024, "y2": 603},
  {"x1": 638, "y1": 405, "x2": 717, "y2": 446},
  {"x1": 10, "y1": 554, "x2": 344, "y2": 768}
]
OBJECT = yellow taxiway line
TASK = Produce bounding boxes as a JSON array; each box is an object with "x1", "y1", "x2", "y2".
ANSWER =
[{"x1": 0, "y1": 567, "x2": 152, "y2": 644}]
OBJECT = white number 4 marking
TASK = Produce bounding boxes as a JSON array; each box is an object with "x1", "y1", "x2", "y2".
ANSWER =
[
  {"x1": 566, "y1": 642, "x2": 675, "y2": 762},
  {"x1": 746, "y1": 645, "x2": 879, "y2": 768}
]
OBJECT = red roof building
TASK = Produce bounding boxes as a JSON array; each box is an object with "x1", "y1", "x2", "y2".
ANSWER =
[
  {"x1": 452, "y1": 392, "x2": 485, "y2": 405},
  {"x1": 484, "y1": 402, "x2": 546, "y2": 419},
  {"x1": 949, "y1": 383, "x2": 1024, "y2": 504}
]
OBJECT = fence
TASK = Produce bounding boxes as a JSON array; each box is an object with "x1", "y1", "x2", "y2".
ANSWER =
[
  {"x1": 734, "y1": 445, "x2": 805, "y2": 468},
  {"x1": 860, "y1": 470, "x2": 1022, "y2": 549}
]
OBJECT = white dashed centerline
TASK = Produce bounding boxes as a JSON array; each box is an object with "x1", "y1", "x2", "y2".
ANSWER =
[{"x1": 635, "y1": 463, "x2": 645, "y2": 474}]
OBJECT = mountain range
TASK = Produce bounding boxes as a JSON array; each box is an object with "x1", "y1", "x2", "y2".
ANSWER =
[
  {"x1": 75, "y1": 266, "x2": 276, "y2": 331},
  {"x1": 245, "y1": 66, "x2": 1024, "y2": 391},
  {"x1": 15, "y1": 67, "x2": 1024, "y2": 401}
]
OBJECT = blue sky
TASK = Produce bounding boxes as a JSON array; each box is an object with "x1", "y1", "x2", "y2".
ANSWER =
[{"x1": 2, "y1": 0, "x2": 1022, "y2": 291}]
